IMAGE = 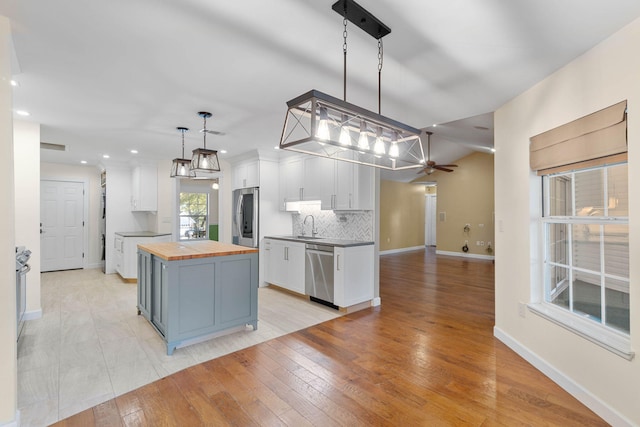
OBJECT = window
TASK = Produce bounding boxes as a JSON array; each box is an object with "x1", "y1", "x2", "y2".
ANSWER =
[
  {"x1": 179, "y1": 192, "x2": 208, "y2": 240},
  {"x1": 542, "y1": 163, "x2": 629, "y2": 334}
]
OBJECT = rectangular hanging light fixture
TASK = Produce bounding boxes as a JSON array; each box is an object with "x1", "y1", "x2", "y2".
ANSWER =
[
  {"x1": 280, "y1": 89, "x2": 424, "y2": 170},
  {"x1": 278, "y1": 0, "x2": 425, "y2": 170}
]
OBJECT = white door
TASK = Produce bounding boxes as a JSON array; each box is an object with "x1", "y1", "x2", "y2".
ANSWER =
[
  {"x1": 425, "y1": 194, "x2": 437, "y2": 246},
  {"x1": 41, "y1": 180, "x2": 85, "y2": 272}
]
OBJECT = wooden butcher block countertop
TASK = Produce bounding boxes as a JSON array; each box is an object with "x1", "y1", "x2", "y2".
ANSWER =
[{"x1": 137, "y1": 240, "x2": 258, "y2": 261}]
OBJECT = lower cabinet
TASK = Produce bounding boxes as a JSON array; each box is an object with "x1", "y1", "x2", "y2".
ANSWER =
[
  {"x1": 117, "y1": 234, "x2": 171, "y2": 280},
  {"x1": 264, "y1": 238, "x2": 374, "y2": 308},
  {"x1": 137, "y1": 250, "x2": 152, "y2": 320},
  {"x1": 263, "y1": 238, "x2": 305, "y2": 294},
  {"x1": 334, "y1": 245, "x2": 374, "y2": 307},
  {"x1": 137, "y1": 248, "x2": 258, "y2": 355}
]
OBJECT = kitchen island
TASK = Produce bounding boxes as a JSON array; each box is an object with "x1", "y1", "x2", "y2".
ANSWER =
[{"x1": 137, "y1": 240, "x2": 259, "y2": 355}]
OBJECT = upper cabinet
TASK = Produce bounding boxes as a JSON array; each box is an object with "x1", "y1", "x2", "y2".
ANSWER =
[
  {"x1": 232, "y1": 160, "x2": 260, "y2": 189},
  {"x1": 279, "y1": 155, "x2": 373, "y2": 211},
  {"x1": 131, "y1": 163, "x2": 158, "y2": 211}
]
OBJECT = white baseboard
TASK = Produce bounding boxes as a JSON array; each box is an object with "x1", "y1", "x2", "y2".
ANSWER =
[
  {"x1": 494, "y1": 327, "x2": 633, "y2": 427},
  {"x1": 87, "y1": 261, "x2": 103, "y2": 269},
  {"x1": 380, "y1": 246, "x2": 425, "y2": 255},
  {"x1": 23, "y1": 308, "x2": 42, "y2": 320},
  {"x1": 371, "y1": 297, "x2": 381, "y2": 307},
  {"x1": 0, "y1": 410, "x2": 19, "y2": 427},
  {"x1": 436, "y1": 250, "x2": 495, "y2": 260}
]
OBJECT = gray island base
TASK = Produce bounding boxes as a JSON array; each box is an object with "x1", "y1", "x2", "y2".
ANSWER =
[{"x1": 137, "y1": 241, "x2": 259, "y2": 355}]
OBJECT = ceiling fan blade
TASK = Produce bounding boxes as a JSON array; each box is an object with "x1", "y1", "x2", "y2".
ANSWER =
[
  {"x1": 434, "y1": 166, "x2": 454, "y2": 172},
  {"x1": 201, "y1": 129, "x2": 226, "y2": 136},
  {"x1": 436, "y1": 164, "x2": 458, "y2": 168}
]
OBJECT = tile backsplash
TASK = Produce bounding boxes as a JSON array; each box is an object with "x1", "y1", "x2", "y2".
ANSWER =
[{"x1": 292, "y1": 203, "x2": 373, "y2": 241}]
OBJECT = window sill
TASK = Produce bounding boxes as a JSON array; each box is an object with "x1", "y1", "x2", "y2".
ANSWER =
[{"x1": 528, "y1": 303, "x2": 634, "y2": 360}]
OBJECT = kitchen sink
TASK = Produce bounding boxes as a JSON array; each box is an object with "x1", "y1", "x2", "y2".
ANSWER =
[{"x1": 297, "y1": 235, "x2": 321, "y2": 239}]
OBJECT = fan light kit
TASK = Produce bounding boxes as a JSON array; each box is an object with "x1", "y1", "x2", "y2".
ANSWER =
[
  {"x1": 417, "y1": 131, "x2": 458, "y2": 175},
  {"x1": 279, "y1": 0, "x2": 425, "y2": 170}
]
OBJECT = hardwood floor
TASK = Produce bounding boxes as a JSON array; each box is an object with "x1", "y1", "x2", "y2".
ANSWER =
[{"x1": 52, "y1": 249, "x2": 606, "y2": 426}]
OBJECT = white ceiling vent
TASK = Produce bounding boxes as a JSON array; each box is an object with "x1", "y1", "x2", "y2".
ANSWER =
[{"x1": 40, "y1": 142, "x2": 66, "y2": 151}]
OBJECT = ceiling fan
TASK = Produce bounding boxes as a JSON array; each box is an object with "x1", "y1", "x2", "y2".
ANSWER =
[{"x1": 418, "y1": 131, "x2": 458, "y2": 175}]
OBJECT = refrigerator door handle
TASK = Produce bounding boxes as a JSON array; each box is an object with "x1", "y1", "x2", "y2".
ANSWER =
[{"x1": 234, "y1": 192, "x2": 244, "y2": 238}]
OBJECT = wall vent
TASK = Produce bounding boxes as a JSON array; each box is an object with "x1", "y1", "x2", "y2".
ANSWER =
[{"x1": 40, "y1": 142, "x2": 66, "y2": 151}]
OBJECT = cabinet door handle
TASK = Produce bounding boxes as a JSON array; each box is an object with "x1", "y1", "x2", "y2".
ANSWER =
[
  {"x1": 337, "y1": 254, "x2": 341, "y2": 271},
  {"x1": 284, "y1": 247, "x2": 288, "y2": 261}
]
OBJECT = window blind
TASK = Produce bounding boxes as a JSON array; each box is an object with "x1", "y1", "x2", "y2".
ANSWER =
[{"x1": 530, "y1": 100, "x2": 627, "y2": 175}]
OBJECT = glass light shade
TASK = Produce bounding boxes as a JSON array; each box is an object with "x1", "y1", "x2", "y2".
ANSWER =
[
  {"x1": 280, "y1": 90, "x2": 424, "y2": 170},
  {"x1": 374, "y1": 127, "x2": 385, "y2": 154},
  {"x1": 358, "y1": 121, "x2": 370, "y2": 150},
  {"x1": 339, "y1": 114, "x2": 352, "y2": 146},
  {"x1": 389, "y1": 142, "x2": 399, "y2": 158},
  {"x1": 191, "y1": 148, "x2": 220, "y2": 173},
  {"x1": 316, "y1": 107, "x2": 330, "y2": 140},
  {"x1": 170, "y1": 158, "x2": 195, "y2": 177}
]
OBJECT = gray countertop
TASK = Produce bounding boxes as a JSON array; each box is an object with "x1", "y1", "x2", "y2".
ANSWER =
[
  {"x1": 265, "y1": 235, "x2": 373, "y2": 248},
  {"x1": 115, "y1": 231, "x2": 171, "y2": 238}
]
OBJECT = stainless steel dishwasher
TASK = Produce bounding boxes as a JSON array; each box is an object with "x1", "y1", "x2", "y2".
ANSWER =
[{"x1": 305, "y1": 243, "x2": 337, "y2": 308}]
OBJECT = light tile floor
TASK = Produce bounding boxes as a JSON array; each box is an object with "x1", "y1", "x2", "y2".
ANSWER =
[{"x1": 18, "y1": 268, "x2": 342, "y2": 427}]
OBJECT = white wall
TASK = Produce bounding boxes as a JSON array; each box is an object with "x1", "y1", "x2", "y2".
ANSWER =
[
  {"x1": 15, "y1": 121, "x2": 41, "y2": 317},
  {"x1": 40, "y1": 162, "x2": 102, "y2": 269},
  {"x1": 494, "y1": 16, "x2": 640, "y2": 426},
  {"x1": 0, "y1": 14, "x2": 18, "y2": 427}
]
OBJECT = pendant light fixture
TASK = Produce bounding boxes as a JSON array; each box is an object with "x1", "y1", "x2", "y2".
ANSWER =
[
  {"x1": 191, "y1": 111, "x2": 220, "y2": 174},
  {"x1": 279, "y1": 0, "x2": 424, "y2": 170},
  {"x1": 170, "y1": 127, "x2": 195, "y2": 178}
]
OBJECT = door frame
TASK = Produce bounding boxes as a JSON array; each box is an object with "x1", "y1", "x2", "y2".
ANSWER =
[
  {"x1": 41, "y1": 177, "x2": 90, "y2": 270},
  {"x1": 425, "y1": 193, "x2": 437, "y2": 247}
]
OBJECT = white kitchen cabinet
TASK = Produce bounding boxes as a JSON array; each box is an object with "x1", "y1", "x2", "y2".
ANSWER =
[
  {"x1": 263, "y1": 238, "x2": 305, "y2": 294},
  {"x1": 131, "y1": 164, "x2": 158, "y2": 211},
  {"x1": 279, "y1": 154, "x2": 373, "y2": 211},
  {"x1": 334, "y1": 155, "x2": 373, "y2": 210},
  {"x1": 233, "y1": 160, "x2": 259, "y2": 190},
  {"x1": 303, "y1": 156, "x2": 335, "y2": 209},
  {"x1": 279, "y1": 157, "x2": 304, "y2": 210},
  {"x1": 333, "y1": 244, "x2": 374, "y2": 307},
  {"x1": 115, "y1": 233, "x2": 171, "y2": 280}
]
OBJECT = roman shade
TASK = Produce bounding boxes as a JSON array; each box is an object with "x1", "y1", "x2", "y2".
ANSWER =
[{"x1": 530, "y1": 100, "x2": 627, "y2": 175}]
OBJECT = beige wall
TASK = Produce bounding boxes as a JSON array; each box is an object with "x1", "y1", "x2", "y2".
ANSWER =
[
  {"x1": 379, "y1": 180, "x2": 425, "y2": 251},
  {"x1": 0, "y1": 15, "x2": 18, "y2": 426},
  {"x1": 430, "y1": 152, "x2": 495, "y2": 256},
  {"x1": 494, "y1": 16, "x2": 640, "y2": 425}
]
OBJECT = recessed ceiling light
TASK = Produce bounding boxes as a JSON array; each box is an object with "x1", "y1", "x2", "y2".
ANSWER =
[
  {"x1": 220, "y1": 149, "x2": 227, "y2": 154},
  {"x1": 274, "y1": 146, "x2": 280, "y2": 150},
  {"x1": 432, "y1": 124, "x2": 437, "y2": 127},
  {"x1": 10, "y1": 80, "x2": 18, "y2": 87},
  {"x1": 80, "y1": 160, "x2": 87, "y2": 164},
  {"x1": 103, "y1": 154, "x2": 110, "y2": 159},
  {"x1": 15, "y1": 110, "x2": 30, "y2": 116},
  {"x1": 490, "y1": 148, "x2": 496, "y2": 153},
  {"x1": 130, "y1": 149, "x2": 138, "y2": 154}
]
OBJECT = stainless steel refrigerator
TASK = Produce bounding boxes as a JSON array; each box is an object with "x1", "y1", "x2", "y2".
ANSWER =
[{"x1": 232, "y1": 187, "x2": 259, "y2": 248}]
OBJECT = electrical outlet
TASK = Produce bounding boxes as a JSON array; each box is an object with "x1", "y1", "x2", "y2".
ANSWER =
[
  {"x1": 476, "y1": 240, "x2": 480, "y2": 245},
  {"x1": 518, "y1": 302, "x2": 526, "y2": 318}
]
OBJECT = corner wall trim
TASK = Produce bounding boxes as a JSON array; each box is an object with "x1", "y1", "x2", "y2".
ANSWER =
[
  {"x1": 379, "y1": 246, "x2": 424, "y2": 255},
  {"x1": 436, "y1": 250, "x2": 495, "y2": 260},
  {"x1": 371, "y1": 297, "x2": 381, "y2": 307},
  {"x1": 23, "y1": 309, "x2": 42, "y2": 321},
  {"x1": 493, "y1": 326, "x2": 633, "y2": 427}
]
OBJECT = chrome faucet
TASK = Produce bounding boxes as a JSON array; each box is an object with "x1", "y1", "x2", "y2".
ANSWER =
[{"x1": 303, "y1": 215, "x2": 318, "y2": 237}]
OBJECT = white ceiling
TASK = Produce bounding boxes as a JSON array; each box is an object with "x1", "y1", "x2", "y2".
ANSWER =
[{"x1": 4, "y1": 1, "x2": 640, "y2": 179}]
